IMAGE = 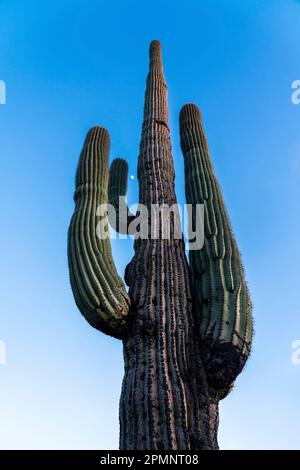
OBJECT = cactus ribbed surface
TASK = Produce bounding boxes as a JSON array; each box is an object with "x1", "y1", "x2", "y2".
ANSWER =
[
  {"x1": 67, "y1": 127, "x2": 130, "y2": 339},
  {"x1": 179, "y1": 104, "x2": 252, "y2": 392},
  {"x1": 67, "y1": 40, "x2": 253, "y2": 450},
  {"x1": 108, "y1": 158, "x2": 135, "y2": 234}
]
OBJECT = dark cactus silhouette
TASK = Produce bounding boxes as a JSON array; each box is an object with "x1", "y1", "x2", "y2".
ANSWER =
[{"x1": 67, "y1": 40, "x2": 252, "y2": 450}]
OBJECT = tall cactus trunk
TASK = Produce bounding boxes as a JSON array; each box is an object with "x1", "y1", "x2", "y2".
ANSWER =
[{"x1": 119, "y1": 41, "x2": 213, "y2": 450}]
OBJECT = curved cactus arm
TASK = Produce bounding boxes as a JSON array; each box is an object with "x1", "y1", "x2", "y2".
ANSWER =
[
  {"x1": 68, "y1": 126, "x2": 131, "y2": 339},
  {"x1": 179, "y1": 104, "x2": 253, "y2": 394},
  {"x1": 108, "y1": 158, "x2": 136, "y2": 235}
]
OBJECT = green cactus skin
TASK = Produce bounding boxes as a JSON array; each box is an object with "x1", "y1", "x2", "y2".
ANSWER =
[
  {"x1": 108, "y1": 158, "x2": 136, "y2": 234},
  {"x1": 179, "y1": 104, "x2": 253, "y2": 392},
  {"x1": 67, "y1": 127, "x2": 130, "y2": 339},
  {"x1": 67, "y1": 41, "x2": 252, "y2": 450}
]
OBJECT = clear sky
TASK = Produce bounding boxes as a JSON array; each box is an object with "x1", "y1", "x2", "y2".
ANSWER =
[{"x1": 1, "y1": 0, "x2": 300, "y2": 449}]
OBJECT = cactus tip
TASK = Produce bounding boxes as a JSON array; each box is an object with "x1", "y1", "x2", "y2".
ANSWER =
[
  {"x1": 179, "y1": 103, "x2": 202, "y2": 126},
  {"x1": 111, "y1": 157, "x2": 129, "y2": 171},
  {"x1": 85, "y1": 126, "x2": 110, "y2": 150},
  {"x1": 149, "y1": 39, "x2": 162, "y2": 65},
  {"x1": 86, "y1": 125, "x2": 109, "y2": 138}
]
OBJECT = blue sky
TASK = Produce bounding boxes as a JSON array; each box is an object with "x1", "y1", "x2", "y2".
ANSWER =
[{"x1": 1, "y1": 0, "x2": 300, "y2": 449}]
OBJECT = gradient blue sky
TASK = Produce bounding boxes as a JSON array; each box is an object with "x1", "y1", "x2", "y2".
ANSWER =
[{"x1": 1, "y1": 0, "x2": 300, "y2": 449}]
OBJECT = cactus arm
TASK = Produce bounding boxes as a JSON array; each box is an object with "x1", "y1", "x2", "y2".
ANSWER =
[
  {"x1": 67, "y1": 126, "x2": 131, "y2": 339},
  {"x1": 179, "y1": 104, "x2": 253, "y2": 394},
  {"x1": 108, "y1": 158, "x2": 136, "y2": 234}
]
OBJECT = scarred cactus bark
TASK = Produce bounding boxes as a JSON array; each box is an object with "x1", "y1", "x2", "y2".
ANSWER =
[
  {"x1": 118, "y1": 40, "x2": 212, "y2": 450},
  {"x1": 67, "y1": 40, "x2": 253, "y2": 450}
]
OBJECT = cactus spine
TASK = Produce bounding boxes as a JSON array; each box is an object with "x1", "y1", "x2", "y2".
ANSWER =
[{"x1": 68, "y1": 41, "x2": 253, "y2": 450}]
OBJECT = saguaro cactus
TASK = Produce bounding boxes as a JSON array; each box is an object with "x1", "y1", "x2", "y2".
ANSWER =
[{"x1": 68, "y1": 40, "x2": 252, "y2": 450}]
